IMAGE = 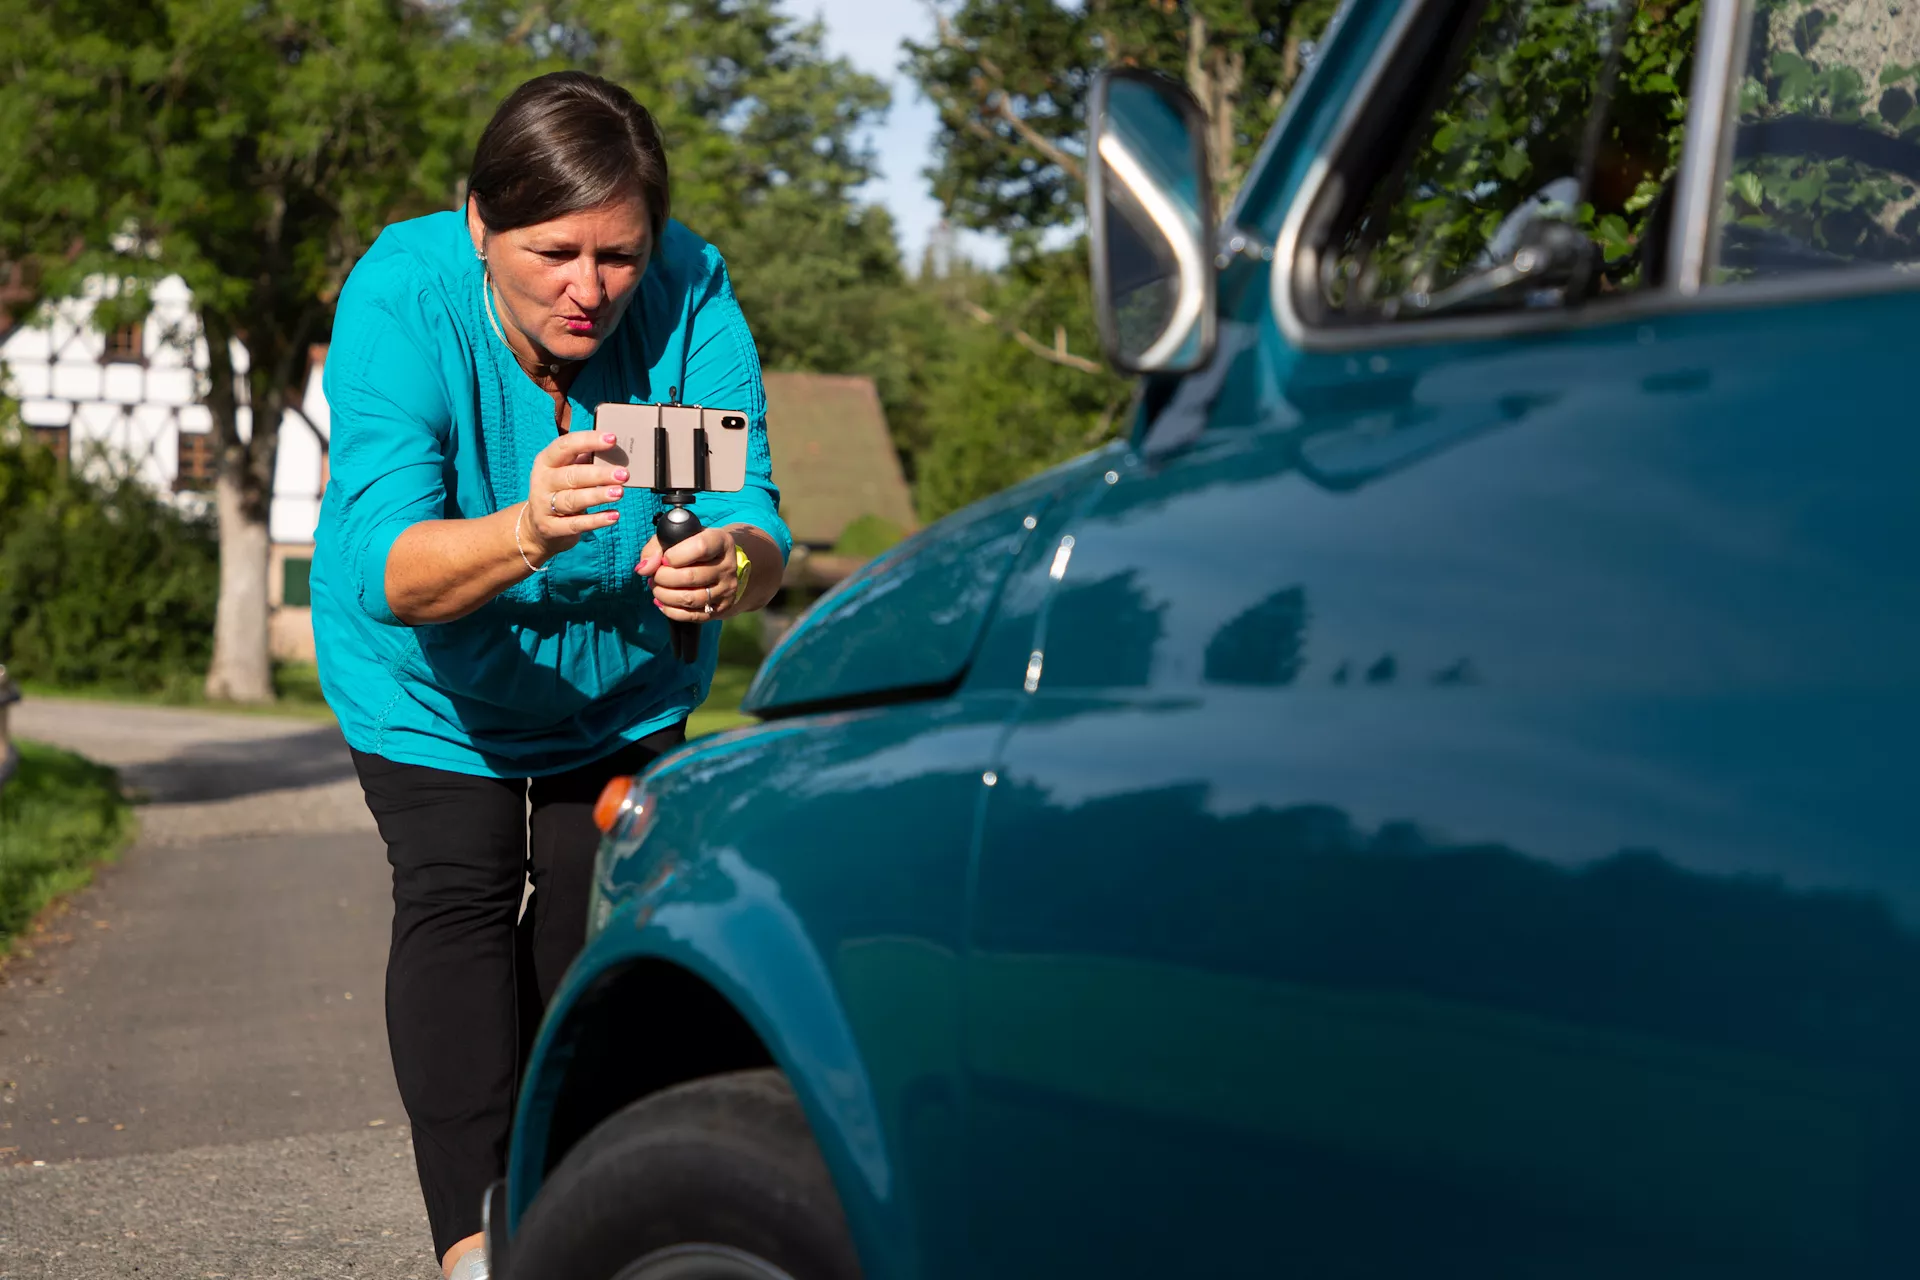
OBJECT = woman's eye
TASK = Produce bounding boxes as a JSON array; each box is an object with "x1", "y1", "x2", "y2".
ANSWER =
[{"x1": 540, "y1": 250, "x2": 574, "y2": 262}]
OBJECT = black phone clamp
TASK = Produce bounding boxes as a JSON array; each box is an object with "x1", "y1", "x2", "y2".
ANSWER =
[{"x1": 649, "y1": 396, "x2": 715, "y2": 664}]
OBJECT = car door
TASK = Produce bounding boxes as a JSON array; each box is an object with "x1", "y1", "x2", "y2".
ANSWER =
[{"x1": 960, "y1": 0, "x2": 1920, "y2": 1275}]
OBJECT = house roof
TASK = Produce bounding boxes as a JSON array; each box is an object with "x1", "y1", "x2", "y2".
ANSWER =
[{"x1": 764, "y1": 371, "x2": 915, "y2": 548}]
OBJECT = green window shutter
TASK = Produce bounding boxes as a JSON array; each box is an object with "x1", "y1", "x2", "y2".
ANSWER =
[{"x1": 283, "y1": 556, "x2": 313, "y2": 608}]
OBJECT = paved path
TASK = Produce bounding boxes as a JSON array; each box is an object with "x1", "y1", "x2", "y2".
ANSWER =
[{"x1": 0, "y1": 699, "x2": 437, "y2": 1279}]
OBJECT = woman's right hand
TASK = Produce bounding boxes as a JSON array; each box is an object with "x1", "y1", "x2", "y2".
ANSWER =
[{"x1": 522, "y1": 429, "x2": 629, "y2": 565}]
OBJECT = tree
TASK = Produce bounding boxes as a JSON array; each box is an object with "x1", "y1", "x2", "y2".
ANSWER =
[
  {"x1": 0, "y1": 0, "x2": 441, "y2": 701},
  {"x1": 896, "y1": 1, "x2": 1348, "y2": 514},
  {"x1": 911, "y1": 244, "x2": 1132, "y2": 520},
  {"x1": 469, "y1": 0, "x2": 929, "y2": 498},
  {"x1": 907, "y1": 0, "x2": 1343, "y2": 236},
  {"x1": 0, "y1": 0, "x2": 899, "y2": 698},
  {"x1": 433, "y1": 1, "x2": 902, "y2": 382},
  {"x1": 0, "y1": 422, "x2": 221, "y2": 695}
]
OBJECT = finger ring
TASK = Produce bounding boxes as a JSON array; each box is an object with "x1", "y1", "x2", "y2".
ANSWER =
[{"x1": 548, "y1": 491, "x2": 561, "y2": 516}]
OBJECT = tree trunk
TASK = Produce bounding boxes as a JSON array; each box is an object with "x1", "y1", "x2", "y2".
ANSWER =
[
  {"x1": 200, "y1": 310, "x2": 278, "y2": 704},
  {"x1": 205, "y1": 471, "x2": 274, "y2": 703},
  {"x1": 1185, "y1": 12, "x2": 1247, "y2": 211}
]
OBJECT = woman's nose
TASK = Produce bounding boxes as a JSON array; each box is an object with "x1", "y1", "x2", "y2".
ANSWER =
[{"x1": 570, "y1": 260, "x2": 607, "y2": 310}]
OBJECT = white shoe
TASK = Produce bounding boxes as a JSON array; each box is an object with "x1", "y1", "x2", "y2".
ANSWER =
[{"x1": 448, "y1": 1247, "x2": 491, "y2": 1280}]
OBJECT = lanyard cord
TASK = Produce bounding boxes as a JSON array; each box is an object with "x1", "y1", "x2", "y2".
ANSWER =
[
  {"x1": 482, "y1": 272, "x2": 516, "y2": 359},
  {"x1": 485, "y1": 271, "x2": 574, "y2": 434}
]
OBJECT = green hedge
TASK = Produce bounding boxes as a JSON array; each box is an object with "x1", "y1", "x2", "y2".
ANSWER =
[
  {"x1": 0, "y1": 429, "x2": 219, "y2": 695},
  {"x1": 0, "y1": 740, "x2": 132, "y2": 948},
  {"x1": 831, "y1": 514, "x2": 906, "y2": 560}
]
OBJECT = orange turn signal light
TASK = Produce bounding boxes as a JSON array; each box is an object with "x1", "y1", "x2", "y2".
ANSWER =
[{"x1": 593, "y1": 775, "x2": 635, "y2": 834}]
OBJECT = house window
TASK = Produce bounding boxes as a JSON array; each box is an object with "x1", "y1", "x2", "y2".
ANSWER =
[
  {"x1": 103, "y1": 322, "x2": 144, "y2": 364},
  {"x1": 282, "y1": 557, "x2": 313, "y2": 608},
  {"x1": 28, "y1": 425, "x2": 70, "y2": 460},
  {"x1": 175, "y1": 430, "x2": 216, "y2": 492}
]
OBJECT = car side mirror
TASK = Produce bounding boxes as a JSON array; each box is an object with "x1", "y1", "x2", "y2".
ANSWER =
[{"x1": 1089, "y1": 69, "x2": 1217, "y2": 375}]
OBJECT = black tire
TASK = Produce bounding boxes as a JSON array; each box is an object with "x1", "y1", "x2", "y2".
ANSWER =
[{"x1": 504, "y1": 1069, "x2": 863, "y2": 1280}]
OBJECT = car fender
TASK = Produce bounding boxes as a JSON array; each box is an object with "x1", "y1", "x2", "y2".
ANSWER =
[{"x1": 506, "y1": 849, "x2": 913, "y2": 1280}]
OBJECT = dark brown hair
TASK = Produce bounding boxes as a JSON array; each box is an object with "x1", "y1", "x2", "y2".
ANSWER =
[{"x1": 468, "y1": 71, "x2": 671, "y2": 236}]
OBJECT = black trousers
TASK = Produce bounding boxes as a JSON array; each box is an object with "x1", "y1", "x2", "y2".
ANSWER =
[{"x1": 351, "y1": 726, "x2": 685, "y2": 1260}]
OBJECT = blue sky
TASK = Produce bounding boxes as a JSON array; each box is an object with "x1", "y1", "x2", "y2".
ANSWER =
[{"x1": 788, "y1": 0, "x2": 1003, "y2": 269}]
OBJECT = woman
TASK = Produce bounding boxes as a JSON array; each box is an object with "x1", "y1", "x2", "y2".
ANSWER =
[{"x1": 311, "y1": 71, "x2": 787, "y2": 1279}]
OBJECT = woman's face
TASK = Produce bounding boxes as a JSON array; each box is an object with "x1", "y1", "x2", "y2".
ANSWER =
[{"x1": 468, "y1": 192, "x2": 652, "y2": 366}]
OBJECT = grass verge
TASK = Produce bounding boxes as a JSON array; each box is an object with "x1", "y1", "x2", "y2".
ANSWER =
[
  {"x1": 17, "y1": 661, "x2": 335, "y2": 722},
  {"x1": 0, "y1": 740, "x2": 134, "y2": 952},
  {"x1": 21, "y1": 651, "x2": 760, "y2": 739},
  {"x1": 688, "y1": 661, "x2": 758, "y2": 739}
]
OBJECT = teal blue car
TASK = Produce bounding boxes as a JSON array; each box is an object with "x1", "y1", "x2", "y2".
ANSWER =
[{"x1": 490, "y1": 0, "x2": 1920, "y2": 1274}]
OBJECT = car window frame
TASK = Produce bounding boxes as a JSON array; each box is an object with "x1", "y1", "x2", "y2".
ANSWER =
[{"x1": 1268, "y1": 0, "x2": 1920, "y2": 352}]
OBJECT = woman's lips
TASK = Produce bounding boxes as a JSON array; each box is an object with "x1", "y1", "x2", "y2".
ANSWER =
[{"x1": 563, "y1": 317, "x2": 597, "y2": 334}]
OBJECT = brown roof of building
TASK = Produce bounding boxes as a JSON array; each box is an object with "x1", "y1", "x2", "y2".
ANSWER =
[{"x1": 764, "y1": 371, "x2": 915, "y2": 548}]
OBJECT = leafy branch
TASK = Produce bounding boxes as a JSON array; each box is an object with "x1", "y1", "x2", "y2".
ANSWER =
[
  {"x1": 927, "y1": 4, "x2": 1085, "y2": 183},
  {"x1": 958, "y1": 297, "x2": 1105, "y2": 373}
]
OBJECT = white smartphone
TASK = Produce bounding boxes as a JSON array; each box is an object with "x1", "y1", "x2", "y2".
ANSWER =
[{"x1": 595, "y1": 402, "x2": 750, "y2": 493}]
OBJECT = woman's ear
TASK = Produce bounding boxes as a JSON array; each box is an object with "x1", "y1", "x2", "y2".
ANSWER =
[{"x1": 466, "y1": 197, "x2": 486, "y2": 262}]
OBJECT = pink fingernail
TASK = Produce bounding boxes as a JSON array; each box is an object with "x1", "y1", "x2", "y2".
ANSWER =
[
  {"x1": 602, "y1": 432, "x2": 616, "y2": 443},
  {"x1": 605, "y1": 512, "x2": 619, "y2": 523},
  {"x1": 607, "y1": 486, "x2": 623, "y2": 499},
  {"x1": 613, "y1": 468, "x2": 629, "y2": 482}
]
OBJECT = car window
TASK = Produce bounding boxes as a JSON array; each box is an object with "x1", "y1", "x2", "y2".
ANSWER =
[
  {"x1": 1713, "y1": 0, "x2": 1920, "y2": 279},
  {"x1": 1311, "y1": 0, "x2": 1700, "y2": 322}
]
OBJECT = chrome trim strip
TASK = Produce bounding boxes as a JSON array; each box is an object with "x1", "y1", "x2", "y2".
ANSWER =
[
  {"x1": 1221, "y1": 0, "x2": 1360, "y2": 235},
  {"x1": 1676, "y1": 262, "x2": 1920, "y2": 311},
  {"x1": 1280, "y1": 259, "x2": 1920, "y2": 354},
  {"x1": 1270, "y1": 152, "x2": 1331, "y2": 350},
  {"x1": 1671, "y1": 0, "x2": 1748, "y2": 293},
  {"x1": 1271, "y1": 0, "x2": 1434, "y2": 350}
]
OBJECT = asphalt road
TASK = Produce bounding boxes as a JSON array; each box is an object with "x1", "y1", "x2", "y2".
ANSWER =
[{"x1": 0, "y1": 699, "x2": 437, "y2": 1279}]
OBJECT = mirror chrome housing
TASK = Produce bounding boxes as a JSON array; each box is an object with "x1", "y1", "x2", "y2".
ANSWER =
[{"x1": 1088, "y1": 68, "x2": 1218, "y2": 375}]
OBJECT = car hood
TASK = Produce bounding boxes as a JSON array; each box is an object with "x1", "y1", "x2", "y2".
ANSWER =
[{"x1": 744, "y1": 449, "x2": 1118, "y2": 717}]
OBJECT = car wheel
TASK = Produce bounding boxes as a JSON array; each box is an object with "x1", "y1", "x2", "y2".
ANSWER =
[{"x1": 504, "y1": 1068, "x2": 862, "y2": 1280}]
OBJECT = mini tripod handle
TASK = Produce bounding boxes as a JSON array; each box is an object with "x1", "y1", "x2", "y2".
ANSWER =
[{"x1": 654, "y1": 502, "x2": 705, "y2": 663}]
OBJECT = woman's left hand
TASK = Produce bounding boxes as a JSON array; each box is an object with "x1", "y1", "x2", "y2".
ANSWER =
[{"x1": 638, "y1": 527, "x2": 741, "y2": 623}]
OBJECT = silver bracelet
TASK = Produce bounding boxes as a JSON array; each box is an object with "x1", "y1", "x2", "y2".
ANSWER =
[{"x1": 515, "y1": 501, "x2": 548, "y2": 574}]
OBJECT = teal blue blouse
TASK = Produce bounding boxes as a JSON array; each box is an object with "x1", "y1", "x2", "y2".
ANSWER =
[{"x1": 311, "y1": 210, "x2": 790, "y2": 777}]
